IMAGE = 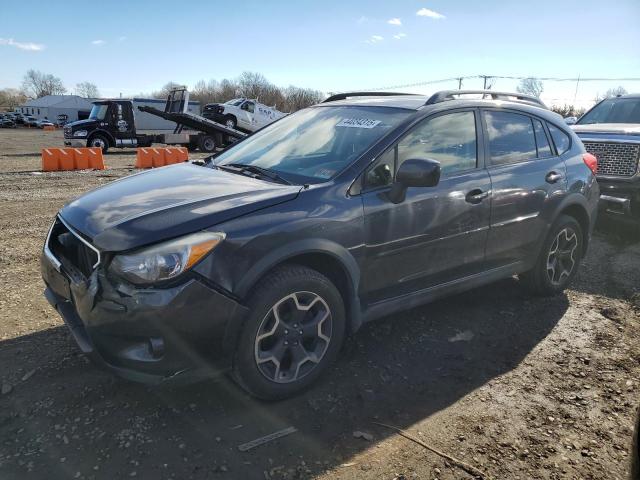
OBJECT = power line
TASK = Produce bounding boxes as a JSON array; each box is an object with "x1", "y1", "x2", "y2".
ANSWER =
[{"x1": 359, "y1": 74, "x2": 640, "y2": 92}]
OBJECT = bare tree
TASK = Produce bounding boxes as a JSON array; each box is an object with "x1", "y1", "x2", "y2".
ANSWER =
[
  {"x1": 21, "y1": 69, "x2": 67, "y2": 98},
  {"x1": 151, "y1": 81, "x2": 183, "y2": 99},
  {"x1": 75, "y1": 81, "x2": 100, "y2": 98},
  {"x1": 0, "y1": 88, "x2": 28, "y2": 110},
  {"x1": 516, "y1": 78, "x2": 544, "y2": 98},
  {"x1": 551, "y1": 104, "x2": 585, "y2": 118},
  {"x1": 596, "y1": 86, "x2": 628, "y2": 101},
  {"x1": 282, "y1": 86, "x2": 324, "y2": 112}
]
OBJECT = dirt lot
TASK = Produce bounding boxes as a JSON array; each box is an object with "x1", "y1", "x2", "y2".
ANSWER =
[{"x1": 0, "y1": 127, "x2": 639, "y2": 480}]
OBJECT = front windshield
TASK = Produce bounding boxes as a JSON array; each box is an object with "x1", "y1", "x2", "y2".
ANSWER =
[
  {"x1": 225, "y1": 98, "x2": 245, "y2": 106},
  {"x1": 215, "y1": 105, "x2": 411, "y2": 184},
  {"x1": 578, "y1": 97, "x2": 640, "y2": 124},
  {"x1": 89, "y1": 104, "x2": 109, "y2": 121}
]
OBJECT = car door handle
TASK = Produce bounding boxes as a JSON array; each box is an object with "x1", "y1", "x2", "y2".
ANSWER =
[
  {"x1": 545, "y1": 171, "x2": 564, "y2": 184},
  {"x1": 465, "y1": 189, "x2": 489, "y2": 204}
]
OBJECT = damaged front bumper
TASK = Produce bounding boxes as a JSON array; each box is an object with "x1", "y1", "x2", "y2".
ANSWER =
[{"x1": 41, "y1": 247, "x2": 248, "y2": 385}]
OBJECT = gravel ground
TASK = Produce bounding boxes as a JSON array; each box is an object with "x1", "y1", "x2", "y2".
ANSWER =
[{"x1": 0, "y1": 128, "x2": 638, "y2": 479}]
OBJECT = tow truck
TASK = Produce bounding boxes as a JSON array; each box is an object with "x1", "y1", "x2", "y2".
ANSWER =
[{"x1": 63, "y1": 87, "x2": 247, "y2": 153}]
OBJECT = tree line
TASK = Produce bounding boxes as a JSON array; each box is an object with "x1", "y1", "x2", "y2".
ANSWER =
[
  {"x1": 0, "y1": 69, "x2": 324, "y2": 113},
  {"x1": 147, "y1": 72, "x2": 324, "y2": 112}
]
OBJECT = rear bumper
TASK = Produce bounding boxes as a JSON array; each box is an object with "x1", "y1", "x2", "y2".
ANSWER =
[
  {"x1": 42, "y1": 252, "x2": 248, "y2": 384},
  {"x1": 597, "y1": 176, "x2": 640, "y2": 221}
]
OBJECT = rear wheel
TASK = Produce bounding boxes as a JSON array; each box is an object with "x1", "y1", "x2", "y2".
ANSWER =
[
  {"x1": 520, "y1": 215, "x2": 583, "y2": 295},
  {"x1": 232, "y1": 265, "x2": 345, "y2": 400},
  {"x1": 198, "y1": 135, "x2": 216, "y2": 153},
  {"x1": 88, "y1": 134, "x2": 109, "y2": 153}
]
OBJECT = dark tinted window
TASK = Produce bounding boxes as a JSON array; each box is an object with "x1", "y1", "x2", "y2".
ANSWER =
[
  {"x1": 533, "y1": 119, "x2": 553, "y2": 158},
  {"x1": 365, "y1": 147, "x2": 395, "y2": 189},
  {"x1": 398, "y1": 111, "x2": 477, "y2": 176},
  {"x1": 485, "y1": 111, "x2": 537, "y2": 165},
  {"x1": 578, "y1": 97, "x2": 640, "y2": 124},
  {"x1": 548, "y1": 124, "x2": 571, "y2": 155}
]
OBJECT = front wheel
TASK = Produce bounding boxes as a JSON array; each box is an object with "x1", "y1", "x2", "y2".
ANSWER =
[
  {"x1": 223, "y1": 115, "x2": 237, "y2": 129},
  {"x1": 232, "y1": 265, "x2": 346, "y2": 400},
  {"x1": 520, "y1": 215, "x2": 583, "y2": 295},
  {"x1": 87, "y1": 134, "x2": 109, "y2": 153}
]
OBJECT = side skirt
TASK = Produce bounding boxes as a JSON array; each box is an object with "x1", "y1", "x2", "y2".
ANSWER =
[{"x1": 361, "y1": 262, "x2": 524, "y2": 324}]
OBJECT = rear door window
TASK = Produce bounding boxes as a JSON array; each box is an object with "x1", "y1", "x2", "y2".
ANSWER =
[
  {"x1": 485, "y1": 111, "x2": 537, "y2": 166},
  {"x1": 533, "y1": 119, "x2": 553, "y2": 158},
  {"x1": 547, "y1": 124, "x2": 571, "y2": 155}
]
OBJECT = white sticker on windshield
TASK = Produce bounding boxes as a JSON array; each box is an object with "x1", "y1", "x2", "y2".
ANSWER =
[{"x1": 336, "y1": 118, "x2": 381, "y2": 129}]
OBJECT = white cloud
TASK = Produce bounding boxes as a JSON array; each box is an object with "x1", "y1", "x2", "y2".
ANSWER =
[
  {"x1": 118, "y1": 36, "x2": 127, "y2": 42},
  {"x1": 91, "y1": 39, "x2": 106, "y2": 46},
  {"x1": 387, "y1": 18, "x2": 402, "y2": 26},
  {"x1": 393, "y1": 33, "x2": 407, "y2": 40},
  {"x1": 0, "y1": 37, "x2": 45, "y2": 51},
  {"x1": 365, "y1": 35, "x2": 384, "y2": 44},
  {"x1": 356, "y1": 16, "x2": 369, "y2": 25},
  {"x1": 416, "y1": 8, "x2": 446, "y2": 19}
]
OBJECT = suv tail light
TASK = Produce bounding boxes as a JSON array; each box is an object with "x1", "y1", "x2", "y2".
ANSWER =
[{"x1": 583, "y1": 153, "x2": 598, "y2": 175}]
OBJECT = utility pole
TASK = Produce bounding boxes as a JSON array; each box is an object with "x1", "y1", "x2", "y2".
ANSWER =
[
  {"x1": 572, "y1": 74, "x2": 580, "y2": 106},
  {"x1": 457, "y1": 77, "x2": 463, "y2": 90}
]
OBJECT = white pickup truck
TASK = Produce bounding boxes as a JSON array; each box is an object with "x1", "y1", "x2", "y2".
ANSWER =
[{"x1": 202, "y1": 98, "x2": 287, "y2": 133}]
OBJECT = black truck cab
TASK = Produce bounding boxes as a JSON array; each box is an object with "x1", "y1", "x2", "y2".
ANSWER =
[{"x1": 63, "y1": 100, "x2": 148, "y2": 152}]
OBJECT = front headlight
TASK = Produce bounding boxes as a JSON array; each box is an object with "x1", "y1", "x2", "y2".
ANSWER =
[
  {"x1": 74, "y1": 130, "x2": 88, "y2": 137},
  {"x1": 109, "y1": 231, "x2": 225, "y2": 284}
]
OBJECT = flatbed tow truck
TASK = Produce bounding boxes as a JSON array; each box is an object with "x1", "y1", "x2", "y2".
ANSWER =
[{"x1": 63, "y1": 87, "x2": 247, "y2": 153}]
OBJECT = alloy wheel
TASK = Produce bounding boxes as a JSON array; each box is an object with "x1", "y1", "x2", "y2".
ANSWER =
[
  {"x1": 546, "y1": 228, "x2": 578, "y2": 286},
  {"x1": 225, "y1": 119, "x2": 235, "y2": 128},
  {"x1": 254, "y1": 291, "x2": 332, "y2": 384}
]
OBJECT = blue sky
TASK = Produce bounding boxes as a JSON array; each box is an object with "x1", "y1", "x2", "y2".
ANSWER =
[{"x1": 1, "y1": 0, "x2": 639, "y2": 107}]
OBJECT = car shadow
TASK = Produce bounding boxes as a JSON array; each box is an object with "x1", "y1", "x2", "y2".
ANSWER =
[{"x1": 0, "y1": 277, "x2": 569, "y2": 479}]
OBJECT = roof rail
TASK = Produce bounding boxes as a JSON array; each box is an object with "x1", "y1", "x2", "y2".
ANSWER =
[
  {"x1": 425, "y1": 90, "x2": 547, "y2": 108},
  {"x1": 323, "y1": 91, "x2": 417, "y2": 103}
]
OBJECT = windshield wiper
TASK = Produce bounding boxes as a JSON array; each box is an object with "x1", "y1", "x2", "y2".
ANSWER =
[{"x1": 225, "y1": 163, "x2": 292, "y2": 185}]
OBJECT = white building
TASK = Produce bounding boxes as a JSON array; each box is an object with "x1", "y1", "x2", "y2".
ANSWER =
[{"x1": 17, "y1": 95, "x2": 96, "y2": 123}]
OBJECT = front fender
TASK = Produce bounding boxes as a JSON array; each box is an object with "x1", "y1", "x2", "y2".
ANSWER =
[{"x1": 235, "y1": 238, "x2": 362, "y2": 330}]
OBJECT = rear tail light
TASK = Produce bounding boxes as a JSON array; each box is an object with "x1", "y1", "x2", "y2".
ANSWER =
[{"x1": 583, "y1": 152, "x2": 598, "y2": 175}]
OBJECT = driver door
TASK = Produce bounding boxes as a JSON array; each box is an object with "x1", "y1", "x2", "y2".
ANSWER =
[
  {"x1": 239, "y1": 101, "x2": 255, "y2": 129},
  {"x1": 360, "y1": 109, "x2": 492, "y2": 304}
]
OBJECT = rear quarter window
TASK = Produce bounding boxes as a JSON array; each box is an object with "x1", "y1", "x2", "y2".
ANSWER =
[{"x1": 547, "y1": 124, "x2": 571, "y2": 155}]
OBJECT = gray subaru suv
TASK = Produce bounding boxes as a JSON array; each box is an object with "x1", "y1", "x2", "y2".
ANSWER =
[{"x1": 41, "y1": 90, "x2": 599, "y2": 399}]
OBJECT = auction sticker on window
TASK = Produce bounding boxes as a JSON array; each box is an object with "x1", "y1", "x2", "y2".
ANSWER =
[{"x1": 336, "y1": 118, "x2": 381, "y2": 128}]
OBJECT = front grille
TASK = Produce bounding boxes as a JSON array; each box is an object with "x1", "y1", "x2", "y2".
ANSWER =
[
  {"x1": 48, "y1": 218, "x2": 98, "y2": 279},
  {"x1": 583, "y1": 141, "x2": 640, "y2": 177},
  {"x1": 63, "y1": 126, "x2": 71, "y2": 138}
]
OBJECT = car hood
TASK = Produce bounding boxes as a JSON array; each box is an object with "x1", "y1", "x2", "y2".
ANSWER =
[
  {"x1": 572, "y1": 123, "x2": 640, "y2": 135},
  {"x1": 60, "y1": 163, "x2": 301, "y2": 251},
  {"x1": 66, "y1": 118, "x2": 98, "y2": 129}
]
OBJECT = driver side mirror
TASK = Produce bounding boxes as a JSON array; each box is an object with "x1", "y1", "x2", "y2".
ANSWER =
[
  {"x1": 388, "y1": 158, "x2": 441, "y2": 204},
  {"x1": 564, "y1": 116, "x2": 577, "y2": 125}
]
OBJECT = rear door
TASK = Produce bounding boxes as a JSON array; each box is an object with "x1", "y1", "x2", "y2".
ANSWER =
[
  {"x1": 481, "y1": 109, "x2": 568, "y2": 270},
  {"x1": 361, "y1": 109, "x2": 492, "y2": 303}
]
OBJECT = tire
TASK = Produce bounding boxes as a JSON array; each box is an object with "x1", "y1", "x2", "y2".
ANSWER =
[
  {"x1": 223, "y1": 115, "x2": 237, "y2": 129},
  {"x1": 88, "y1": 134, "x2": 109, "y2": 153},
  {"x1": 232, "y1": 265, "x2": 346, "y2": 400},
  {"x1": 520, "y1": 214, "x2": 583, "y2": 296},
  {"x1": 197, "y1": 135, "x2": 216, "y2": 153}
]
